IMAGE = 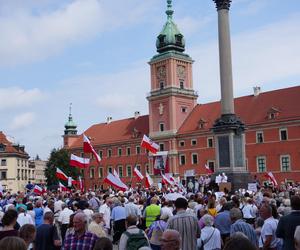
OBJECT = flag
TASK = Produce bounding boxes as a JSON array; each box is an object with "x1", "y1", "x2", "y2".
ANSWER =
[
  {"x1": 79, "y1": 176, "x2": 84, "y2": 191},
  {"x1": 141, "y1": 135, "x2": 159, "y2": 154},
  {"x1": 133, "y1": 167, "x2": 144, "y2": 181},
  {"x1": 56, "y1": 168, "x2": 68, "y2": 181},
  {"x1": 113, "y1": 169, "x2": 121, "y2": 181},
  {"x1": 145, "y1": 172, "x2": 153, "y2": 188},
  {"x1": 265, "y1": 172, "x2": 278, "y2": 187},
  {"x1": 204, "y1": 164, "x2": 214, "y2": 174},
  {"x1": 33, "y1": 185, "x2": 43, "y2": 195},
  {"x1": 161, "y1": 173, "x2": 173, "y2": 186},
  {"x1": 59, "y1": 182, "x2": 69, "y2": 192},
  {"x1": 153, "y1": 151, "x2": 169, "y2": 174},
  {"x1": 83, "y1": 134, "x2": 101, "y2": 163},
  {"x1": 104, "y1": 173, "x2": 128, "y2": 191},
  {"x1": 70, "y1": 154, "x2": 90, "y2": 168},
  {"x1": 68, "y1": 177, "x2": 73, "y2": 187}
]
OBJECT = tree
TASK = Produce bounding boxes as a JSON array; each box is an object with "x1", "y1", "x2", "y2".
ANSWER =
[{"x1": 45, "y1": 148, "x2": 80, "y2": 187}]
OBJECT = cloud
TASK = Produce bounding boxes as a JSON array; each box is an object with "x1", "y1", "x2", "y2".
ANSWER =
[
  {"x1": 0, "y1": 87, "x2": 43, "y2": 110},
  {"x1": 95, "y1": 93, "x2": 138, "y2": 111},
  {"x1": 0, "y1": 0, "x2": 158, "y2": 67},
  {"x1": 10, "y1": 112, "x2": 36, "y2": 130},
  {"x1": 176, "y1": 16, "x2": 213, "y2": 35}
]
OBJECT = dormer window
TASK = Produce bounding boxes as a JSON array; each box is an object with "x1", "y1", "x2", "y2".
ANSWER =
[
  {"x1": 0, "y1": 144, "x2": 5, "y2": 152},
  {"x1": 180, "y1": 81, "x2": 184, "y2": 89},
  {"x1": 267, "y1": 107, "x2": 280, "y2": 120},
  {"x1": 175, "y1": 34, "x2": 183, "y2": 45},
  {"x1": 158, "y1": 35, "x2": 166, "y2": 46},
  {"x1": 198, "y1": 118, "x2": 207, "y2": 129}
]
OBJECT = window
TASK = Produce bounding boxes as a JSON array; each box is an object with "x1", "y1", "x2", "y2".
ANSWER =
[
  {"x1": 145, "y1": 164, "x2": 150, "y2": 174},
  {"x1": 179, "y1": 140, "x2": 185, "y2": 147},
  {"x1": 257, "y1": 156, "x2": 266, "y2": 173},
  {"x1": 280, "y1": 128, "x2": 288, "y2": 141},
  {"x1": 118, "y1": 166, "x2": 123, "y2": 177},
  {"x1": 256, "y1": 131, "x2": 264, "y2": 143},
  {"x1": 136, "y1": 146, "x2": 141, "y2": 155},
  {"x1": 208, "y1": 161, "x2": 215, "y2": 173},
  {"x1": 0, "y1": 144, "x2": 5, "y2": 152},
  {"x1": 127, "y1": 147, "x2": 131, "y2": 156},
  {"x1": 207, "y1": 137, "x2": 214, "y2": 148},
  {"x1": 127, "y1": 166, "x2": 132, "y2": 177},
  {"x1": 17, "y1": 169, "x2": 20, "y2": 180},
  {"x1": 17, "y1": 159, "x2": 20, "y2": 166},
  {"x1": 180, "y1": 81, "x2": 184, "y2": 89},
  {"x1": 25, "y1": 170, "x2": 27, "y2": 180},
  {"x1": 191, "y1": 139, "x2": 197, "y2": 146},
  {"x1": 159, "y1": 143, "x2": 164, "y2": 151},
  {"x1": 181, "y1": 107, "x2": 187, "y2": 113},
  {"x1": 0, "y1": 171, "x2": 7, "y2": 180},
  {"x1": 98, "y1": 150, "x2": 103, "y2": 159},
  {"x1": 159, "y1": 123, "x2": 165, "y2": 132},
  {"x1": 21, "y1": 170, "x2": 24, "y2": 180},
  {"x1": 281, "y1": 155, "x2": 290, "y2": 172},
  {"x1": 108, "y1": 166, "x2": 112, "y2": 174},
  {"x1": 90, "y1": 168, "x2": 95, "y2": 178},
  {"x1": 98, "y1": 167, "x2": 103, "y2": 178},
  {"x1": 192, "y1": 153, "x2": 198, "y2": 164},
  {"x1": 108, "y1": 149, "x2": 112, "y2": 157},
  {"x1": 118, "y1": 148, "x2": 122, "y2": 156},
  {"x1": 179, "y1": 155, "x2": 186, "y2": 165},
  {"x1": 160, "y1": 82, "x2": 164, "y2": 90},
  {"x1": 1, "y1": 159, "x2": 7, "y2": 166},
  {"x1": 81, "y1": 152, "x2": 84, "y2": 157}
]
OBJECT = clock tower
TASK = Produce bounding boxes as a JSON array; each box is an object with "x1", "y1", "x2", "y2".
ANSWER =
[{"x1": 147, "y1": 0, "x2": 198, "y2": 139}]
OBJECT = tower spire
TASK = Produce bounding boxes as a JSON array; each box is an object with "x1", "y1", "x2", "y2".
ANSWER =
[
  {"x1": 166, "y1": 0, "x2": 174, "y2": 21},
  {"x1": 64, "y1": 103, "x2": 77, "y2": 135},
  {"x1": 68, "y1": 103, "x2": 73, "y2": 121}
]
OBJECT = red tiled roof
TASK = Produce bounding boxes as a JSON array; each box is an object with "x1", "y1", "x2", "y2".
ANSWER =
[
  {"x1": 0, "y1": 131, "x2": 29, "y2": 156},
  {"x1": 71, "y1": 115, "x2": 149, "y2": 148},
  {"x1": 178, "y1": 85, "x2": 300, "y2": 134}
]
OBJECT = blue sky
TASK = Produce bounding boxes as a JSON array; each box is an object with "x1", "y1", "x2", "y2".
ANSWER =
[{"x1": 0, "y1": 0, "x2": 299, "y2": 160}]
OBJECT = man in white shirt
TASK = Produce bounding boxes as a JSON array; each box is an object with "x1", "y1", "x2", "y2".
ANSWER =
[
  {"x1": 17, "y1": 206, "x2": 34, "y2": 227},
  {"x1": 99, "y1": 196, "x2": 112, "y2": 234},
  {"x1": 58, "y1": 203, "x2": 73, "y2": 240},
  {"x1": 54, "y1": 195, "x2": 64, "y2": 214},
  {"x1": 259, "y1": 204, "x2": 280, "y2": 249}
]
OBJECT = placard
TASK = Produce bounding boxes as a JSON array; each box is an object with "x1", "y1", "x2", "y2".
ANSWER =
[{"x1": 248, "y1": 183, "x2": 257, "y2": 192}]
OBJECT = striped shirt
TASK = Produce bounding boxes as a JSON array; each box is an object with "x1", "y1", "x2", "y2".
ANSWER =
[
  {"x1": 230, "y1": 219, "x2": 258, "y2": 247},
  {"x1": 62, "y1": 231, "x2": 98, "y2": 250},
  {"x1": 166, "y1": 210, "x2": 201, "y2": 250}
]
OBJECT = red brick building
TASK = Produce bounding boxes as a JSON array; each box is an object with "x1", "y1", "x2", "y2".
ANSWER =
[{"x1": 63, "y1": 4, "x2": 300, "y2": 189}]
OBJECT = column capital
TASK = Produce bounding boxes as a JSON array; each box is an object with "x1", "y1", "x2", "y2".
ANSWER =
[{"x1": 213, "y1": 0, "x2": 231, "y2": 11}]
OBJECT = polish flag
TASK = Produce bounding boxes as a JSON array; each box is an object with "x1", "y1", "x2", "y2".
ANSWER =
[
  {"x1": 83, "y1": 134, "x2": 101, "y2": 163},
  {"x1": 265, "y1": 172, "x2": 278, "y2": 187},
  {"x1": 145, "y1": 172, "x2": 153, "y2": 188},
  {"x1": 204, "y1": 164, "x2": 214, "y2": 174},
  {"x1": 133, "y1": 167, "x2": 144, "y2": 181},
  {"x1": 104, "y1": 173, "x2": 128, "y2": 191},
  {"x1": 79, "y1": 176, "x2": 84, "y2": 191},
  {"x1": 113, "y1": 169, "x2": 121, "y2": 181},
  {"x1": 141, "y1": 135, "x2": 159, "y2": 154},
  {"x1": 33, "y1": 185, "x2": 43, "y2": 195},
  {"x1": 59, "y1": 182, "x2": 69, "y2": 192},
  {"x1": 56, "y1": 168, "x2": 68, "y2": 181},
  {"x1": 70, "y1": 154, "x2": 90, "y2": 168},
  {"x1": 161, "y1": 174, "x2": 174, "y2": 186}
]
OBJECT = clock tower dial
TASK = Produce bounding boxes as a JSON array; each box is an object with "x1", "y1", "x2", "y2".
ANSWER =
[{"x1": 157, "y1": 66, "x2": 166, "y2": 79}]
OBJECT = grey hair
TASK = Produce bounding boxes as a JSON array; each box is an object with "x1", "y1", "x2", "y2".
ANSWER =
[
  {"x1": 202, "y1": 214, "x2": 214, "y2": 226},
  {"x1": 74, "y1": 212, "x2": 88, "y2": 223},
  {"x1": 230, "y1": 208, "x2": 243, "y2": 221}
]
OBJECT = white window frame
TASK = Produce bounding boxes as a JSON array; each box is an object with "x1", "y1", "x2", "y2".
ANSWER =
[
  {"x1": 126, "y1": 165, "x2": 132, "y2": 177},
  {"x1": 256, "y1": 131, "x2": 264, "y2": 143},
  {"x1": 207, "y1": 137, "x2": 214, "y2": 148},
  {"x1": 118, "y1": 165, "x2": 123, "y2": 177},
  {"x1": 179, "y1": 154, "x2": 186, "y2": 165},
  {"x1": 118, "y1": 147, "x2": 122, "y2": 156},
  {"x1": 191, "y1": 153, "x2": 198, "y2": 165},
  {"x1": 179, "y1": 140, "x2": 185, "y2": 147},
  {"x1": 280, "y1": 155, "x2": 291, "y2": 172},
  {"x1": 107, "y1": 166, "x2": 113, "y2": 174},
  {"x1": 98, "y1": 150, "x2": 103, "y2": 159},
  {"x1": 0, "y1": 159, "x2": 7, "y2": 166},
  {"x1": 98, "y1": 167, "x2": 103, "y2": 178},
  {"x1": 279, "y1": 128, "x2": 288, "y2": 141},
  {"x1": 257, "y1": 156, "x2": 267, "y2": 173},
  {"x1": 136, "y1": 165, "x2": 141, "y2": 172},
  {"x1": 181, "y1": 106, "x2": 187, "y2": 113}
]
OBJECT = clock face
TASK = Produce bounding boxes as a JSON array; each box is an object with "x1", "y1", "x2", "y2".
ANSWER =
[
  {"x1": 157, "y1": 66, "x2": 166, "y2": 79},
  {"x1": 177, "y1": 65, "x2": 186, "y2": 79}
]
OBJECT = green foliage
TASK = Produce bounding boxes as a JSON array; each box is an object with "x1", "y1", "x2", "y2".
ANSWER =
[{"x1": 45, "y1": 148, "x2": 80, "y2": 187}]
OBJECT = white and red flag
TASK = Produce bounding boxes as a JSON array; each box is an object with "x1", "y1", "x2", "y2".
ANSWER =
[
  {"x1": 141, "y1": 135, "x2": 159, "y2": 154},
  {"x1": 265, "y1": 172, "x2": 278, "y2": 187},
  {"x1": 113, "y1": 169, "x2": 121, "y2": 181},
  {"x1": 59, "y1": 182, "x2": 69, "y2": 192},
  {"x1": 56, "y1": 168, "x2": 68, "y2": 181},
  {"x1": 104, "y1": 173, "x2": 128, "y2": 191},
  {"x1": 79, "y1": 176, "x2": 84, "y2": 191},
  {"x1": 204, "y1": 164, "x2": 214, "y2": 174},
  {"x1": 145, "y1": 172, "x2": 153, "y2": 188},
  {"x1": 83, "y1": 134, "x2": 101, "y2": 163},
  {"x1": 70, "y1": 154, "x2": 90, "y2": 168},
  {"x1": 161, "y1": 174, "x2": 174, "y2": 186},
  {"x1": 133, "y1": 167, "x2": 144, "y2": 181},
  {"x1": 33, "y1": 185, "x2": 44, "y2": 195}
]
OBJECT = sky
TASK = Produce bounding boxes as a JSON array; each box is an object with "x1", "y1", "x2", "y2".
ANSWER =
[{"x1": 0, "y1": 0, "x2": 299, "y2": 160}]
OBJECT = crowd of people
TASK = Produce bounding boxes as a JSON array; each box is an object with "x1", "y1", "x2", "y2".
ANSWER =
[{"x1": 0, "y1": 181, "x2": 299, "y2": 250}]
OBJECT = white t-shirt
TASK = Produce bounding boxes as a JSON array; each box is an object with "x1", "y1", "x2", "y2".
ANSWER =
[
  {"x1": 161, "y1": 206, "x2": 173, "y2": 218},
  {"x1": 58, "y1": 208, "x2": 74, "y2": 224},
  {"x1": 197, "y1": 226, "x2": 221, "y2": 250},
  {"x1": 17, "y1": 213, "x2": 34, "y2": 227},
  {"x1": 259, "y1": 217, "x2": 279, "y2": 248},
  {"x1": 99, "y1": 203, "x2": 111, "y2": 229},
  {"x1": 242, "y1": 204, "x2": 257, "y2": 219}
]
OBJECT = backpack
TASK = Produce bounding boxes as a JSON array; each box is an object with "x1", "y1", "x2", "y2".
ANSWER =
[{"x1": 125, "y1": 229, "x2": 149, "y2": 250}]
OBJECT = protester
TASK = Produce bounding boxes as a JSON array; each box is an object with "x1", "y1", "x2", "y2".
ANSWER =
[
  {"x1": 144, "y1": 197, "x2": 161, "y2": 228},
  {"x1": 160, "y1": 229, "x2": 181, "y2": 250},
  {"x1": 88, "y1": 213, "x2": 107, "y2": 238},
  {"x1": 19, "y1": 224, "x2": 36, "y2": 250},
  {"x1": 58, "y1": 202, "x2": 74, "y2": 240},
  {"x1": 111, "y1": 198, "x2": 126, "y2": 244},
  {"x1": 0, "y1": 236, "x2": 27, "y2": 250},
  {"x1": 0, "y1": 209, "x2": 18, "y2": 240},
  {"x1": 214, "y1": 202, "x2": 232, "y2": 243},
  {"x1": 146, "y1": 214, "x2": 168, "y2": 250}
]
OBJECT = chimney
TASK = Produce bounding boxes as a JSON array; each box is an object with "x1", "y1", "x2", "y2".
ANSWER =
[
  {"x1": 106, "y1": 117, "x2": 112, "y2": 124},
  {"x1": 253, "y1": 86, "x2": 261, "y2": 96},
  {"x1": 134, "y1": 111, "x2": 140, "y2": 119}
]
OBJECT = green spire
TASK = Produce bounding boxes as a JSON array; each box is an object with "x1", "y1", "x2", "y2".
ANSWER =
[
  {"x1": 64, "y1": 103, "x2": 77, "y2": 135},
  {"x1": 156, "y1": 0, "x2": 185, "y2": 53}
]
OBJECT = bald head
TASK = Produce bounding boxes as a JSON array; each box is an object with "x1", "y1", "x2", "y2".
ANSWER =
[{"x1": 161, "y1": 229, "x2": 181, "y2": 250}]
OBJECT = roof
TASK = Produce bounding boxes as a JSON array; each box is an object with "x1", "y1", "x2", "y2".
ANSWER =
[
  {"x1": 70, "y1": 115, "x2": 149, "y2": 148},
  {"x1": 178, "y1": 85, "x2": 300, "y2": 134},
  {"x1": 0, "y1": 131, "x2": 29, "y2": 157}
]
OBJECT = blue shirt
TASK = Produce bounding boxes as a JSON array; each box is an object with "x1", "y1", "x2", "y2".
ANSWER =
[
  {"x1": 111, "y1": 205, "x2": 126, "y2": 221},
  {"x1": 214, "y1": 210, "x2": 231, "y2": 235},
  {"x1": 230, "y1": 219, "x2": 257, "y2": 247}
]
